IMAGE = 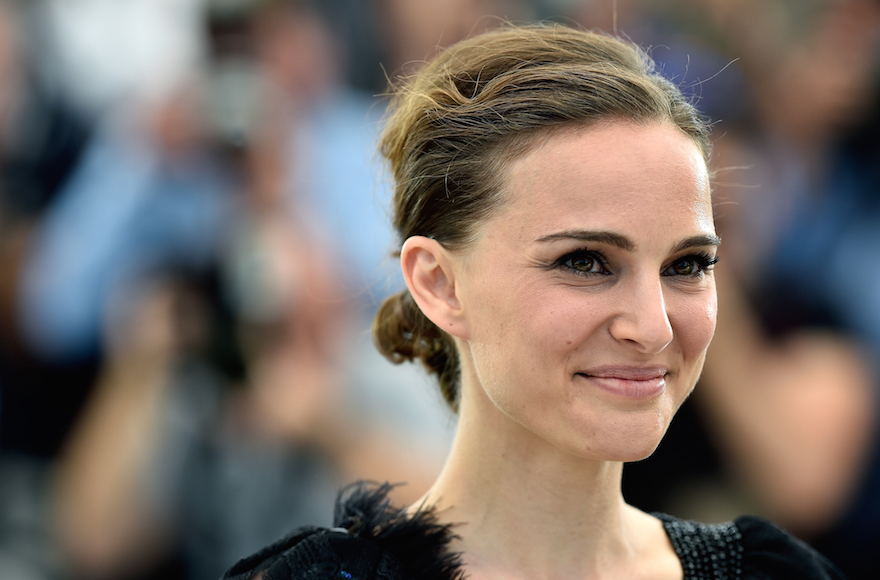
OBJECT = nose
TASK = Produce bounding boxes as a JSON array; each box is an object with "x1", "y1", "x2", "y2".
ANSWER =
[{"x1": 608, "y1": 277, "x2": 674, "y2": 354}]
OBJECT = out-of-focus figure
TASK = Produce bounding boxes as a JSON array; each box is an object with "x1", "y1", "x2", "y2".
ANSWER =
[
  {"x1": 53, "y1": 225, "x2": 352, "y2": 580},
  {"x1": 0, "y1": 1, "x2": 94, "y2": 578},
  {"x1": 726, "y1": 3, "x2": 880, "y2": 575},
  {"x1": 0, "y1": 0, "x2": 95, "y2": 456},
  {"x1": 45, "y1": 3, "x2": 350, "y2": 577}
]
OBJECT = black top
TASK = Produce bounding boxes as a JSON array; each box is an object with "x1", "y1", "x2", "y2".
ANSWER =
[
  {"x1": 221, "y1": 482, "x2": 846, "y2": 580},
  {"x1": 656, "y1": 513, "x2": 845, "y2": 579}
]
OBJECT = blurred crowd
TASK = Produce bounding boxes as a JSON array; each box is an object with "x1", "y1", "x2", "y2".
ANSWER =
[{"x1": 0, "y1": 1, "x2": 877, "y2": 579}]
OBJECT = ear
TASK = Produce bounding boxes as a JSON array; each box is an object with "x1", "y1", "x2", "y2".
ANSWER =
[{"x1": 400, "y1": 236, "x2": 469, "y2": 340}]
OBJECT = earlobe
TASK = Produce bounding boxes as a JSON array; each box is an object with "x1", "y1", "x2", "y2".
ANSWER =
[{"x1": 400, "y1": 236, "x2": 468, "y2": 339}]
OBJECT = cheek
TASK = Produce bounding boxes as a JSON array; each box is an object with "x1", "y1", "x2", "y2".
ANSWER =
[
  {"x1": 675, "y1": 290, "x2": 718, "y2": 359},
  {"x1": 465, "y1": 283, "x2": 578, "y2": 400},
  {"x1": 468, "y1": 272, "x2": 552, "y2": 344}
]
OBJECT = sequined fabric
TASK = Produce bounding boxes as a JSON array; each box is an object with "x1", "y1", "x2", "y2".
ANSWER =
[{"x1": 657, "y1": 515, "x2": 744, "y2": 579}]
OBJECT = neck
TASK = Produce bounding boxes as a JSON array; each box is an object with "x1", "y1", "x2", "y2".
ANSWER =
[{"x1": 416, "y1": 384, "x2": 661, "y2": 579}]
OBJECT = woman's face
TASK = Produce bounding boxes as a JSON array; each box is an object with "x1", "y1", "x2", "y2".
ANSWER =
[{"x1": 453, "y1": 121, "x2": 718, "y2": 462}]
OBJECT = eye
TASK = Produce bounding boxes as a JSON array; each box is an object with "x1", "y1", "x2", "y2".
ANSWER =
[
  {"x1": 663, "y1": 252, "x2": 719, "y2": 278},
  {"x1": 556, "y1": 249, "x2": 610, "y2": 276}
]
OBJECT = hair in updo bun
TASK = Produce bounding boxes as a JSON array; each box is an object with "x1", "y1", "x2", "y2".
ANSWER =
[
  {"x1": 373, "y1": 23, "x2": 711, "y2": 412},
  {"x1": 373, "y1": 290, "x2": 461, "y2": 411}
]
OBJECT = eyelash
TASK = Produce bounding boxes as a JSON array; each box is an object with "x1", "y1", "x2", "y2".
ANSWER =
[
  {"x1": 554, "y1": 249, "x2": 719, "y2": 278},
  {"x1": 554, "y1": 249, "x2": 612, "y2": 276},
  {"x1": 662, "y1": 251, "x2": 719, "y2": 278}
]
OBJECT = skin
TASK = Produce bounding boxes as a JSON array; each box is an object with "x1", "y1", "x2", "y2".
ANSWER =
[{"x1": 402, "y1": 120, "x2": 718, "y2": 579}]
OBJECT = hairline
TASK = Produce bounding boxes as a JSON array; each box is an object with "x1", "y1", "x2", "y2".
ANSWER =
[{"x1": 445, "y1": 116, "x2": 711, "y2": 256}]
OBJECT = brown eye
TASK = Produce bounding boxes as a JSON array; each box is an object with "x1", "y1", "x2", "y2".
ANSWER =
[
  {"x1": 670, "y1": 258, "x2": 698, "y2": 276},
  {"x1": 662, "y1": 253, "x2": 718, "y2": 278},
  {"x1": 570, "y1": 255, "x2": 596, "y2": 272},
  {"x1": 558, "y1": 250, "x2": 609, "y2": 276}
]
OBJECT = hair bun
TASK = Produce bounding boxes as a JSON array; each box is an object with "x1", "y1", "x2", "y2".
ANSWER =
[{"x1": 373, "y1": 290, "x2": 460, "y2": 411}]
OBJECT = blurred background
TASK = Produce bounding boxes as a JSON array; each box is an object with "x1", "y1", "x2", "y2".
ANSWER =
[{"x1": 0, "y1": 0, "x2": 877, "y2": 579}]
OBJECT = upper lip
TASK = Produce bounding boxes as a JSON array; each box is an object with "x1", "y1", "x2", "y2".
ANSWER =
[{"x1": 577, "y1": 366, "x2": 669, "y2": 380}]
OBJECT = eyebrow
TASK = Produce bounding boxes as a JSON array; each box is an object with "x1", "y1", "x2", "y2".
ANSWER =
[
  {"x1": 536, "y1": 230, "x2": 721, "y2": 253},
  {"x1": 536, "y1": 230, "x2": 635, "y2": 251},
  {"x1": 671, "y1": 234, "x2": 722, "y2": 253}
]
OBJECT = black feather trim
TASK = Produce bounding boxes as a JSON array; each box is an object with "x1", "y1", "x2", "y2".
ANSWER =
[
  {"x1": 331, "y1": 481, "x2": 466, "y2": 580},
  {"x1": 220, "y1": 481, "x2": 466, "y2": 580}
]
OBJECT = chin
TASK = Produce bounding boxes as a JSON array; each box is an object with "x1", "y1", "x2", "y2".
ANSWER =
[
  {"x1": 567, "y1": 419, "x2": 671, "y2": 463},
  {"x1": 593, "y1": 440, "x2": 664, "y2": 463},
  {"x1": 616, "y1": 443, "x2": 664, "y2": 463}
]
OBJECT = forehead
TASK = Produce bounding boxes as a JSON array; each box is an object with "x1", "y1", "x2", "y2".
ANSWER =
[{"x1": 492, "y1": 121, "x2": 714, "y2": 243}]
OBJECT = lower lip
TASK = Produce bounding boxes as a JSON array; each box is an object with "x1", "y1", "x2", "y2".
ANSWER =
[{"x1": 576, "y1": 374, "x2": 667, "y2": 399}]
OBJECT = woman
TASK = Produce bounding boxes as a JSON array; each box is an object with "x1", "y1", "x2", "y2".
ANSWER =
[{"x1": 222, "y1": 24, "x2": 844, "y2": 580}]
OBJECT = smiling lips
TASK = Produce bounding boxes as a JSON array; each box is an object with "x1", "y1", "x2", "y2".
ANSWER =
[{"x1": 576, "y1": 366, "x2": 669, "y2": 399}]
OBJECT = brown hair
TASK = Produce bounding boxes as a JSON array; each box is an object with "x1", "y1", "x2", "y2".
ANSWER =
[{"x1": 373, "y1": 23, "x2": 711, "y2": 412}]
